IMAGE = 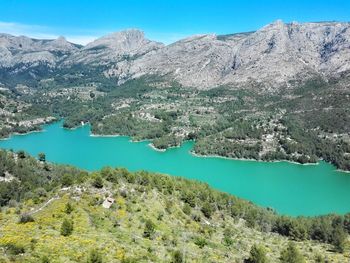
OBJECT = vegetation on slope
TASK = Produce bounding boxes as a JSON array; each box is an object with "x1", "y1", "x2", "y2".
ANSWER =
[
  {"x1": 2, "y1": 74, "x2": 349, "y2": 171},
  {"x1": 0, "y1": 150, "x2": 349, "y2": 262}
]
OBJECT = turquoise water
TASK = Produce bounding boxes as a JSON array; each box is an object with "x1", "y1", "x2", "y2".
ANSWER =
[{"x1": 0, "y1": 121, "x2": 349, "y2": 216}]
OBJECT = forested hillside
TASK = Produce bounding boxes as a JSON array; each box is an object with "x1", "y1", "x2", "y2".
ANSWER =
[{"x1": 0, "y1": 150, "x2": 349, "y2": 262}]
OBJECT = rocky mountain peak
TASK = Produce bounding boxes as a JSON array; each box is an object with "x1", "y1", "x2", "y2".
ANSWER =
[
  {"x1": 55, "y1": 36, "x2": 68, "y2": 43},
  {"x1": 45, "y1": 36, "x2": 78, "y2": 52},
  {"x1": 84, "y1": 29, "x2": 162, "y2": 52},
  {"x1": 68, "y1": 29, "x2": 164, "y2": 65},
  {"x1": 266, "y1": 19, "x2": 285, "y2": 28},
  {"x1": 1, "y1": 21, "x2": 350, "y2": 90}
]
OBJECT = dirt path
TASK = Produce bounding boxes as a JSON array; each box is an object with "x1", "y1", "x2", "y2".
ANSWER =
[{"x1": 28, "y1": 195, "x2": 60, "y2": 215}]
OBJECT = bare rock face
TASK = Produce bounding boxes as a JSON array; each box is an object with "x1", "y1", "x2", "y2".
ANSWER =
[
  {"x1": 110, "y1": 34, "x2": 239, "y2": 86},
  {"x1": 1, "y1": 21, "x2": 350, "y2": 90},
  {"x1": 65, "y1": 29, "x2": 164, "y2": 66},
  {"x1": 221, "y1": 20, "x2": 350, "y2": 88},
  {"x1": 109, "y1": 20, "x2": 350, "y2": 89},
  {"x1": 0, "y1": 34, "x2": 78, "y2": 68}
]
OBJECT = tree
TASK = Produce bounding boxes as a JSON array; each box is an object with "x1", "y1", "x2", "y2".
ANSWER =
[
  {"x1": 64, "y1": 202, "x2": 73, "y2": 214},
  {"x1": 246, "y1": 244, "x2": 267, "y2": 263},
  {"x1": 17, "y1": 150, "x2": 26, "y2": 159},
  {"x1": 331, "y1": 226, "x2": 346, "y2": 253},
  {"x1": 101, "y1": 166, "x2": 118, "y2": 183},
  {"x1": 38, "y1": 152, "x2": 46, "y2": 162},
  {"x1": 143, "y1": 219, "x2": 156, "y2": 239},
  {"x1": 89, "y1": 91, "x2": 96, "y2": 99},
  {"x1": 92, "y1": 175, "x2": 103, "y2": 188},
  {"x1": 60, "y1": 218, "x2": 73, "y2": 236},
  {"x1": 61, "y1": 174, "x2": 74, "y2": 187},
  {"x1": 88, "y1": 249, "x2": 103, "y2": 263},
  {"x1": 280, "y1": 243, "x2": 305, "y2": 263},
  {"x1": 171, "y1": 250, "x2": 184, "y2": 263},
  {"x1": 201, "y1": 201, "x2": 214, "y2": 218},
  {"x1": 187, "y1": 132, "x2": 197, "y2": 140}
]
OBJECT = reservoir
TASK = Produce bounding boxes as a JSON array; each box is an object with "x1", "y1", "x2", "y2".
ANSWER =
[{"x1": 1, "y1": 121, "x2": 349, "y2": 216}]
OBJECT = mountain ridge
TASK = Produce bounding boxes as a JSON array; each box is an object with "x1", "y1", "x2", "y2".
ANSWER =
[{"x1": 1, "y1": 20, "x2": 350, "y2": 90}]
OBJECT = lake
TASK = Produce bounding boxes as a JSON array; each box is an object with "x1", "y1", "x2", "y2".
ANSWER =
[{"x1": 1, "y1": 121, "x2": 349, "y2": 216}]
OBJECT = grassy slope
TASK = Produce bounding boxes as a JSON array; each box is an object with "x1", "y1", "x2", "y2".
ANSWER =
[{"x1": 0, "y1": 179, "x2": 348, "y2": 263}]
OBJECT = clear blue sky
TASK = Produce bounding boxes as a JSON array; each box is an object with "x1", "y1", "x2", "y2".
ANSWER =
[{"x1": 0, "y1": 0, "x2": 349, "y2": 44}]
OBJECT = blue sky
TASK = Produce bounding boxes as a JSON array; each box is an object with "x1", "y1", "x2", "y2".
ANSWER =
[{"x1": 0, "y1": 0, "x2": 349, "y2": 44}]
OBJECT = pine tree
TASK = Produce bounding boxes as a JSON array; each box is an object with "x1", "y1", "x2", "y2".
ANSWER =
[{"x1": 60, "y1": 218, "x2": 73, "y2": 236}]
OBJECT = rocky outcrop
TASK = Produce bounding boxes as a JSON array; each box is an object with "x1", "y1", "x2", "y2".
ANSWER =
[
  {"x1": 1, "y1": 21, "x2": 350, "y2": 90},
  {"x1": 64, "y1": 29, "x2": 164, "y2": 66},
  {"x1": 0, "y1": 34, "x2": 78, "y2": 68},
  {"x1": 111, "y1": 20, "x2": 350, "y2": 89}
]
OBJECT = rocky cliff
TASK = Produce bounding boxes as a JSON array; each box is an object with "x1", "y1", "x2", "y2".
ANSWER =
[{"x1": 1, "y1": 20, "x2": 350, "y2": 90}]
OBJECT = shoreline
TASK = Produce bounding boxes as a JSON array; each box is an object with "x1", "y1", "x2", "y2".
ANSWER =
[
  {"x1": 0, "y1": 128, "x2": 45, "y2": 141},
  {"x1": 90, "y1": 133, "x2": 122, "y2": 138},
  {"x1": 0, "y1": 117, "x2": 57, "y2": 141},
  {"x1": 190, "y1": 151, "x2": 320, "y2": 166},
  {"x1": 90, "y1": 133, "x2": 150, "y2": 143},
  {"x1": 2, "y1": 121, "x2": 350, "y2": 173},
  {"x1": 148, "y1": 142, "x2": 183, "y2": 152},
  {"x1": 148, "y1": 143, "x2": 166, "y2": 152}
]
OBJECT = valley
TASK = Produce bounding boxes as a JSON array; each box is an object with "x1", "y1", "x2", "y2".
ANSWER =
[{"x1": 1, "y1": 19, "x2": 350, "y2": 262}]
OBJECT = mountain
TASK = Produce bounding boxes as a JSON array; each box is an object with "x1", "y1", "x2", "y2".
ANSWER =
[
  {"x1": 0, "y1": 34, "x2": 79, "y2": 86},
  {"x1": 1, "y1": 20, "x2": 350, "y2": 172},
  {"x1": 1, "y1": 20, "x2": 350, "y2": 90},
  {"x1": 112, "y1": 20, "x2": 350, "y2": 89},
  {"x1": 64, "y1": 29, "x2": 164, "y2": 66},
  {"x1": 0, "y1": 34, "x2": 78, "y2": 68}
]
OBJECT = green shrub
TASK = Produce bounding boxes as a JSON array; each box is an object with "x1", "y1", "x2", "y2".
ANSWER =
[
  {"x1": 4, "y1": 243, "x2": 25, "y2": 255},
  {"x1": 38, "y1": 152, "x2": 46, "y2": 162},
  {"x1": 193, "y1": 236, "x2": 207, "y2": 248},
  {"x1": 246, "y1": 244, "x2": 268, "y2": 263},
  {"x1": 182, "y1": 203, "x2": 191, "y2": 215},
  {"x1": 87, "y1": 249, "x2": 103, "y2": 263},
  {"x1": 331, "y1": 226, "x2": 346, "y2": 253},
  {"x1": 92, "y1": 175, "x2": 104, "y2": 188},
  {"x1": 143, "y1": 219, "x2": 156, "y2": 239},
  {"x1": 223, "y1": 236, "x2": 234, "y2": 246},
  {"x1": 64, "y1": 202, "x2": 74, "y2": 214},
  {"x1": 19, "y1": 214, "x2": 35, "y2": 223},
  {"x1": 171, "y1": 250, "x2": 184, "y2": 263},
  {"x1": 41, "y1": 255, "x2": 50, "y2": 263},
  {"x1": 60, "y1": 218, "x2": 74, "y2": 236},
  {"x1": 314, "y1": 253, "x2": 326, "y2": 263},
  {"x1": 201, "y1": 201, "x2": 214, "y2": 218},
  {"x1": 61, "y1": 174, "x2": 74, "y2": 187},
  {"x1": 17, "y1": 150, "x2": 26, "y2": 159},
  {"x1": 280, "y1": 243, "x2": 305, "y2": 263}
]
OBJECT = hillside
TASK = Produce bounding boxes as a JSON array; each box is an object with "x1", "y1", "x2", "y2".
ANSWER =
[
  {"x1": 0, "y1": 150, "x2": 349, "y2": 262},
  {"x1": 0, "y1": 20, "x2": 349, "y2": 172}
]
